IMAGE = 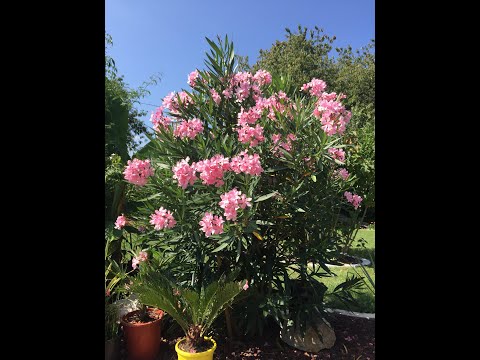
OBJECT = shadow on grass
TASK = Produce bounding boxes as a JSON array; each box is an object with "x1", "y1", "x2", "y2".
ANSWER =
[
  {"x1": 325, "y1": 291, "x2": 375, "y2": 313},
  {"x1": 349, "y1": 246, "x2": 375, "y2": 264}
]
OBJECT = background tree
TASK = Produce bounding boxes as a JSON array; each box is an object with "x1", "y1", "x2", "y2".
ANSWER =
[
  {"x1": 252, "y1": 26, "x2": 375, "y2": 222},
  {"x1": 105, "y1": 32, "x2": 161, "y2": 222}
]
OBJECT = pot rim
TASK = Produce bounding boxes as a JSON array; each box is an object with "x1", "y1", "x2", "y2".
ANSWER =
[
  {"x1": 175, "y1": 336, "x2": 217, "y2": 357},
  {"x1": 120, "y1": 307, "x2": 164, "y2": 328}
]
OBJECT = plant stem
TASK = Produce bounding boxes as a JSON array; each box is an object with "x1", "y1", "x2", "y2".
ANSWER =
[{"x1": 225, "y1": 307, "x2": 234, "y2": 349}]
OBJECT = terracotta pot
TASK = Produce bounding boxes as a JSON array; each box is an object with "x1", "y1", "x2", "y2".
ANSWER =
[
  {"x1": 105, "y1": 336, "x2": 120, "y2": 360},
  {"x1": 175, "y1": 337, "x2": 217, "y2": 360},
  {"x1": 121, "y1": 308, "x2": 163, "y2": 360}
]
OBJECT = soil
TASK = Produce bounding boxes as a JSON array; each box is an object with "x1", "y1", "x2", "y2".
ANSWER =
[
  {"x1": 124, "y1": 307, "x2": 164, "y2": 324},
  {"x1": 118, "y1": 313, "x2": 374, "y2": 359},
  {"x1": 178, "y1": 337, "x2": 215, "y2": 353}
]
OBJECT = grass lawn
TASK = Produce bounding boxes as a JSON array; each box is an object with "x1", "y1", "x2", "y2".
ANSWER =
[{"x1": 322, "y1": 229, "x2": 375, "y2": 313}]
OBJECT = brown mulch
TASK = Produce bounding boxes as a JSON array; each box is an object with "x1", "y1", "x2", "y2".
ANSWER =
[{"x1": 119, "y1": 313, "x2": 374, "y2": 359}]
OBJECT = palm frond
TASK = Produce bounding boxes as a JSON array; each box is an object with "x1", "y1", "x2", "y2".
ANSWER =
[
  {"x1": 202, "y1": 281, "x2": 244, "y2": 335},
  {"x1": 131, "y1": 271, "x2": 192, "y2": 332}
]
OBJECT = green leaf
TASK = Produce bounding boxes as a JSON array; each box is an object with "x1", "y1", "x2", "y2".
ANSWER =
[
  {"x1": 236, "y1": 238, "x2": 242, "y2": 263},
  {"x1": 212, "y1": 242, "x2": 230, "y2": 253},
  {"x1": 254, "y1": 192, "x2": 277, "y2": 202}
]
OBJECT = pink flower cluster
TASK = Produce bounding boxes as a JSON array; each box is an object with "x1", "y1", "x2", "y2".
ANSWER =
[
  {"x1": 272, "y1": 133, "x2": 296, "y2": 156},
  {"x1": 187, "y1": 69, "x2": 199, "y2": 87},
  {"x1": 253, "y1": 70, "x2": 272, "y2": 87},
  {"x1": 254, "y1": 93, "x2": 293, "y2": 120},
  {"x1": 199, "y1": 212, "x2": 225, "y2": 237},
  {"x1": 236, "y1": 124, "x2": 265, "y2": 147},
  {"x1": 132, "y1": 251, "x2": 148, "y2": 270},
  {"x1": 150, "y1": 106, "x2": 172, "y2": 132},
  {"x1": 301, "y1": 78, "x2": 352, "y2": 136},
  {"x1": 219, "y1": 188, "x2": 252, "y2": 220},
  {"x1": 195, "y1": 154, "x2": 231, "y2": 187},
  {"x1": 124, "y1": 159, "x2": 154, "y2": 186},
  {"x1": 162, "y1": 91, "x2": 194, "y2": 114},
  {"x1": 172, "y1": 153, "x2": 264, "y2": 189},
  {"x1": 328, "y1": 148, "x2": 346, "y2": 162},
  {"x1": 237, "y1": 107, "x2": 262, "y2": 127},
  {"x1": 314, "y1": 93, "x2": 351, "y2": 136},
  {"x1": 150, "y1": 207, "x2": 177, "y2": 230},
  {"x1": 344, "y1": 191, "x2": 363, "y2": 209},
  {"x1": 172, "y1": 157, "x2": 197, "y2": 189},
  {"x1": 114, "y1": 214, "x2": 127, "y2": 230},
  {"x1": 229, "y1": 151, "x2": 264, "y2": 176},
  {"x1": 173, "y1": 118, "x2": 204, "y2": 140},
  {"x1": 210, "y1": 89, "x2": 221, "y2": 105},
  {"x1": 234, "y1": 91, "x2": 295, "y2": 148},
  {"x1": 162, "y1": 92, "x2": 178, "y2": 112},
  {"x1": 221, "y1": 69, "x2": 272, "y2": 103},
  {"x1": 301, "y1": 78, "x2": 327, "y2": 97},
  {"x1": 335, "y1": 168, "x2": 350, "y2": 181}
]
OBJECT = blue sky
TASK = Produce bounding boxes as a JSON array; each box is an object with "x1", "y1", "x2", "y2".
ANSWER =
[{"x1": 105, "y1": 0, "x2": 374, "y2": 146}]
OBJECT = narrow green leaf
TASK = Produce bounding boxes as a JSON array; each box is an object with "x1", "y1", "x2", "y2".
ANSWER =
[{"x1": 254, "y1": 192, "x2": 277, "y2": 202}]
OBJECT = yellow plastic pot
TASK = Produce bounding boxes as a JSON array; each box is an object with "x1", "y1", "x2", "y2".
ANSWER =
[{"x1": 175, "y1": 337, "x2": 217, "y2": 360}]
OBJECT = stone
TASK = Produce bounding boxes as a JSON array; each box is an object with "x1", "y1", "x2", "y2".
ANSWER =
[
  {"x1": 112, "y1": 293, "x2": 141, "y2": 323},
  {"x1": 280, "y1": 317, "x2": 336, "y2": 352}
]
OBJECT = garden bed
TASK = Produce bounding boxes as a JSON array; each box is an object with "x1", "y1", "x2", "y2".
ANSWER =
[{"x1": 118, "y1": 313, "x2": 375, "y2": 359}]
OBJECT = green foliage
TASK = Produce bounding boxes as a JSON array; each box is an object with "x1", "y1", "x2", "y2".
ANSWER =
[
  {"x1": 105, "y1": 302, "x2": 120, "y2": 341},
  {"x1": 131, "y1": 268, "x2": 245, "y2": 349}
]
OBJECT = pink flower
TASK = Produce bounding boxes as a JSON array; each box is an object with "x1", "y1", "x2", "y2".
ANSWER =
[
  {"x1": 253, "y1": 69, "x2": 272, "y2": 86},
  {"x1": 173, "y1": 118, "x2": 204, "y2": 140},
  {"x1": 314, "y1": 93, "x2": 351, "y2": 136},
  {"x1": 238, "y1": 193, "x2": 252, "y2": 209},
  {"x1": 328, "y1": 148, "x2": 346, "y2": 162},
  {"x1": 195, "y1": 154, "x2": 231, "y2": 187},
  {"x1": 178, "y1": 91, "x2": 194, "y2": 107},
  {"x1": 222, "y1": 88, "x2": 232, "y2": 99},
  {"x1": 300, "y1": 78, "x2": 327, "y2": 97},
  {"x1": 272, "y1": 133, "x2": 296, "y2": 156},
  {"x1": 162, "y1": 91, "x2": 194, "y2": 114},
  {"x1": 335, "y1": 168, "x2": 350, "y2": 181},
  {"x1": 187, "y1": 69, "x2": 199, "y2": 87},
  {"x1": 114, "y1": 214, "x2": 127, "y2": 230},
  {"x1": 124, "y1": 159, "x2": 154, "y2": 186},
  {"x1": 172, "y1": 157, "x2": 197, "y2": 189},
  {"x1": 243, "y1": 280, "x2": 249, "y2": 291},
  {"x1": 150, "y1": 106, "x2": 172, "y2": 131},
  {"x1": 150, "y1": 207, "x2": 177, "y2": 230},
  {"x1": 344, "y1": 191, "x2": 363, "y2": 209},
  {"x1": 271, "y1": 134, "x2": 281, "y2": 144},
  {"x1": 132, "y1": 251, "x2": 148, "y2": 270},
  {"x1": 351, "y1": 194, "x2": 363, "y2": 209},
  {"x1": 344, "y1": 191, "x2": 353, "y2": 203},
  {"x1": 210, "y1": 89, "x2": 221, "y2": 105},
  {"x1": 162, "y1": 92, "x2": 178, "y2": 112},
  {"x1": 236, "y1": 124, "x2": 265, "y2": 147},
  {"x1": 199, "y1": 212, "x2": 225, "y2": 237},
  {"x1": 106, "y1": 289, "x2": 111, "y2": 297},
  {"x1": 255, "y1": 93, "x2": 294, "y2": 120},
  {"x1": 229, "y1": 151, "x2": 263, "y2": 176},
  {"x1": 237, "y1": 107, "x2": 262, "y2": 127},
  {"x1": 219, "y1": 188, "x2": 252, "y2": 221}
]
